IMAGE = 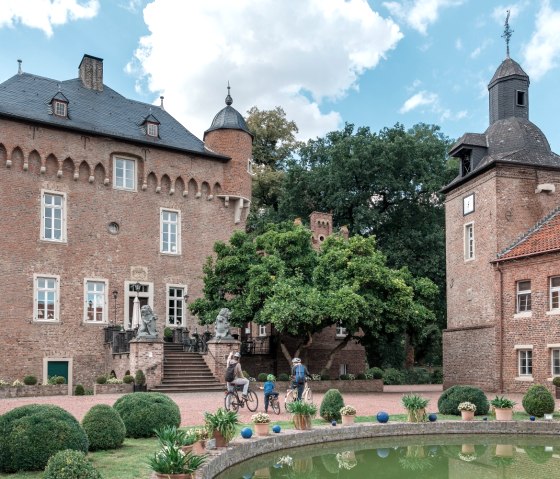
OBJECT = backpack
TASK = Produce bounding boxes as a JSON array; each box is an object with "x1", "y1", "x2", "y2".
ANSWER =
[
  {"x1": 295, "y1": 364, "x2": 305, "y2": 384},
  {"x1": 225, "y1": 363, "x2": 236, "y2": 382}
]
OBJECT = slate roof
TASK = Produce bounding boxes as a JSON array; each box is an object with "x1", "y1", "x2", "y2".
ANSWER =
[
  {"x1": 205, "y1": 105, "x2": 252, "y2": 137},
  {"x1": 0, "y1": 72, "x2": 228, "y2": 160},
  {"x1": 495, "y1": 207, "x2": 560, "y2": 262},
  {"x1": 488, "y1": 57, "x2": 529, "y2": 88},
  {"x1": 449, "y1": 133, "x2": 487, "y2": 155}
]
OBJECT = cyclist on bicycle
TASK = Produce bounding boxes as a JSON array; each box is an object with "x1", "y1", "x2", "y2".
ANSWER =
[
  {"x1": 291, "y1": 357, "x2": 310, "y2": 400},
  {"x1": 262, "y1": 374, "x2": 279, "y2": 413},
  {"x1": 225, "y1": 352, "x2": 249, "y2": 398}
]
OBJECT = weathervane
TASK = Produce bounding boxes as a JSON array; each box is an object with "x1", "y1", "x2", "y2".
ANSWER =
[{"x1": 501, "y1": 10, "x2": 514, "y2": 58}]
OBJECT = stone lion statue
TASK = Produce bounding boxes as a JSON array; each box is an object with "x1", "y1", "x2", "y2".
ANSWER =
[
  {"x1": 214, "y1": 308, "x2": 234, "y2": 340},
  {"x1": 138, "y1": 305, "x2": 158, "y2": 338}
]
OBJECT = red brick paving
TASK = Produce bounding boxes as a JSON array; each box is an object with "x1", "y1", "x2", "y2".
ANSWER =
[{"x1": 0, "y1": 385, "x2": 532, "y2": 426}]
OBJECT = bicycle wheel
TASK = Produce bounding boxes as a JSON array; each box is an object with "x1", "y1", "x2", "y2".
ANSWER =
[
  {"x1": 284, "y1": 388, "x2": 297, "y2": 411},
  {"x1": 302, "y1": 386, "x2": 312, "y2": 403},
  {"x1": 271, "y1": 396, "x2": 281, "y2": 415},
  {"x1": 224, "y1": 392, "x2": 239, "y2": 412},
  {"x1": 245, "y1": 390, "x2": 259, "y2": 412}
]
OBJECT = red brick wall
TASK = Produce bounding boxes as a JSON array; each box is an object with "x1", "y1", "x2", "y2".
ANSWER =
[{"x1": 0, "y1": 117, "x2": 251, "y2": 387}]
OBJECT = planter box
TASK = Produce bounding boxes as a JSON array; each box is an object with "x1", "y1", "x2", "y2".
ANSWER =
[
  {"x1": 256, "y1": 379, "x2": 383, "y2": 393},
  {"x1": 93, "y1": 383, "x2": 134, "y2": 395},
  {"x1": 0, "y1": 384, "x2": 68, "y2": 398}
]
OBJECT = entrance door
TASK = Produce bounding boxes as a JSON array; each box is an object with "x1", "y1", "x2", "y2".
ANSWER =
[
  {"x1": 128, "y1": 296, "x2": 149, "y2": 327},
  {"x1": 47, "y1": 360, "x2": 68, "y2": 383}
]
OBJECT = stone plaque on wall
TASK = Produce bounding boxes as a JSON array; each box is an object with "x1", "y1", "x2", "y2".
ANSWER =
[{"x1": 130, "y1": 266, "x2": 148, "y2": 281}]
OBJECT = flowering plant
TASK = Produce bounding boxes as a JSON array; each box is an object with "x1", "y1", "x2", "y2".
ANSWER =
[
  {"x1": 340, "y1": 405, "x2": 357, "y2": 416},
  {"x1": 458, "y1": 402, "x2": 477, "y2": 412},
  {"x1": 186, "y1": 426, "x2": 208, "y2": 441},
  {"x1": 0, "y1": 379, "x2": 9, "y2": 387},
  {"x1": 106, "y1": 377, "x2": 123, "y2": 384},
  {"x1": 347, "y1": 373, "x2": 356, "y2": 380},
  {"x1": 251, "y1": 412, "x2": 270, "y2": 424},
  {"x1": 311, "y1": 374, "x2": 322, "y2": 381},
  {"x1": 12, "y1": 379, "x2": 23, "y2": 387}
]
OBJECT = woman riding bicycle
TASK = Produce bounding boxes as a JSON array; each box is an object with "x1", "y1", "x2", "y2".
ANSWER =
[
  {"x1": 225, "y1": 352, "x2": 249, "y2": 398},
  {"x1": 291, "y1": 357, "x2": 310, "y2": 400}
]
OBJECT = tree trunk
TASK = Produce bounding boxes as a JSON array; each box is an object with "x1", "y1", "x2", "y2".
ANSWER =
[
  {"x1": 404, "y1": 332, "x2": 414, "y2": 369},
  {"x1": 279, "y1": 333, "x2": 313, "y2": 369},
  {"x1": 320, "y1": 335, "x2": 352, "y2": 376}
]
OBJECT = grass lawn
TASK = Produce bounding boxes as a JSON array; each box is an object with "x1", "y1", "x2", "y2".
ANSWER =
[{"x1": 0, "y1": 412, "x2": 555, "y2": 478}]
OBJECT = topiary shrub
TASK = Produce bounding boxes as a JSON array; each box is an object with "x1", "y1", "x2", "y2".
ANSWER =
[
  {"x1": 366, "y1": 367, "x2": 384, "y2": 380},
  {"x1": 23, "y1": 375, "x2": 37, "y2": 385},
  {"x1": 44, "y1": 449, "x2": 102, "y2": 479},
  {"x1": 339, "y1": 374, "x2": 349, "y2": 380},
  {"x1": 113, "y1": 392, "x2": 180, "y2": 438},
  {"x1": 320, "y1": 389, "x2": 345, "y2": 422},
  {"x1": 437, "y1": 385, "x2": 489, "y2": 416},
  {"x1": 382, "y1": 368, "x2": 405, "y2": 385},
  {"x1": 122, "y1": 375, "x2": 134, "y2": 384},
  {"x1": 278, "y1": 373, "x2": 290, "y2": 381},
  {"x1": 96, "y1": 375, "x2": 107, "y2": 385},
  {"x1": 74, "y1": 384, "x2": 85, "y2": 396},
  {"x1": 0, "y1": 404, "x2": 88, "y2": 472},
  {"x1": 134, "y1": 370, "x2": 146, "y2": 385},
  {"x1": 356, "y1": 373, "x2": 366, "y2": 380},
  {"x1": 522, "y1": 384, "x2": 555, "y2": 417},
  {"x1": 257, "y1": 373, "x2": 268, "y2": 382},
  {"x1": 404, "y1": 368, "x2": 431, "y2": 385},
  {"x1": 82, "y1": 404, "x2": 126, "y2": 450},
  {"x1": 431, "y1": 368, "x2": 443, "y2": 384}
]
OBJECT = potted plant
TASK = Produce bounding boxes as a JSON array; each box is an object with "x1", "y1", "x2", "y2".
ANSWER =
[
  {"x1": 286, "y1": 400, "x2": 317, "y2": 430},
  {"x1": 458, "y1": 401, "x2": 477, "y2": 421},
  {"x1": 164, "y1": 327, "x2": 174, "y2": 343},
  {"x1": 340, "y1": 405, "x2": 357, "y2": 425},
  {"x1": 251, "y1": 412, "x2": 271, "y2": 436},
  {"x1": 148, "y1": 442, "x2": 206, "y2": 479},
  {"x1": 490, "y1": 396, "x2": 516, "y2": 421},
  {"x1": 204, "y1": 407, "x2": 238, "y2": 447},
  {"x1": 401, "y1": 393, "x2": 429, "y2": 422},
  {"x1": 155, "y1": 425, "x2": 197, "y2": 455},
  {"x1": 188, "y1": 427, "x2": 208, "y2": 454},
  {"x1": 553, "y1": 377, "x2": 560, "y2": 399}
]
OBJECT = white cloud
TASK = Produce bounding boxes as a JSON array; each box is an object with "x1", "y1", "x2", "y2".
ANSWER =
[
  {"x1": 399, "y1": 91, "x2": 438, "y2": 113},
  {"x1": 130, "y1": 0, "x2": 403, "y2": 141},
  {"x1": 0, "y1": 0, "x2": 99, "y2": 37},
  {"x1": 455, "y1": 38, "x2": 463, "y2": 50},
  {"x1": 470, "y1": 39, "x2": 493, "y2": 59},
  {"x1": 491, "y1": 1, "x2": 529, "y2": 25},
  {"x1": 522, "y1": 0, "x2": 560, "y2": 80},
  {"x1": 382, "y1": 0, "x2": 463, "y2": 35}
]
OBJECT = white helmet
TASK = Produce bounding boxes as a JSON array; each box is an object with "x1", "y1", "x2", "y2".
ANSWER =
[
  {"x1": 292, "y1": 357, "x2": 301, "y2": 363},
  {"x1": 233, "y1": 352, "x2": 241, "y2": 359}
]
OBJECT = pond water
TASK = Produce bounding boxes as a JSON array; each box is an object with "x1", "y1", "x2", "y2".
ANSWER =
[{"x1": 215, "y1": 434, "x2": 560, "y2": 479}]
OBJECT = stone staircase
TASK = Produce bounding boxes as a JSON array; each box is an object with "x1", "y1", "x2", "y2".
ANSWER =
[{"x1": 150, "y1": 343, "x2": 224, "y2": 393}]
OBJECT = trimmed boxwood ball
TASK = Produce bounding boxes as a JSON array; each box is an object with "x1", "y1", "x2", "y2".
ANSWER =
[
  {"x1": 82, "y1": 404, "x2": 126, "y2": 451},
  {"x1": 44, "y1": 449, "x2": 102, "y2": 479},
  {"x1": 23, "y1": 375, "x2": 38, "y2": 385},
  {"x1": 320, "y1": 389, "x2": 345, "y2": 422},
  {"x1": 241, "y1": 427, "x2": 253, "y2": 439},
  {"x1": 113, "y1": 392, "x2": 180, "y2": 438},
  {"x1": 74, "y1": 384, "x2": 85, "y2": 396},
  {"x1": 522, "y1": 384, "x2": 555, "y2": 417},
  {"x1": 376, "y1": 411, "x2": 389, "y2": 423},
  {"x1": 0, "y1": 404, "x2": 88, "y2": 472},
  {"x1": 437, "y1": 385, "x2": 489, "y2": 416}
]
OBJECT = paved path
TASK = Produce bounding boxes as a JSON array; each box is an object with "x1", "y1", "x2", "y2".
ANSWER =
[{"x1": 0, "y1": 385, "x2": 532, "y2": 426}]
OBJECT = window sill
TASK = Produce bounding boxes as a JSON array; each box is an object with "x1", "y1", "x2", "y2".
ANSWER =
[
  {"x1": 546, "y1": 311, "x2": 560, "y2": 316},
  {"x1": 513, "y1": 312, "x2": 532, "y2": 319},
  {"x1": 83, "y1": 321, "x2": 108, "y2": 326},
  {"x1": 160, "y1": 252, "x2": 181, "y2": 257},
  {"x1": 515, "y1": 376, "x2": 534, "y2": 382},
  {"x1": 464, "y1": 257, "x2": 475, "y2": 263},
  {"x1": 39, "y1": 239, "x2": 67, "y2": 245},
  {"x1": 33, "y1": 319, "x2": 60, "y2": 324},
  {"x1": 113, "y1": 186, "x2": 137, "y2": 192}
]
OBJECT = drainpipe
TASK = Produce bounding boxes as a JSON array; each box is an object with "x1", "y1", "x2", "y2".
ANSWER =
[{"x1": 497, "y1": 263, "x2": 504, "y2": 393}]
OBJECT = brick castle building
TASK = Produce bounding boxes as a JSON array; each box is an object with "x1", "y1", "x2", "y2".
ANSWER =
[
  {"x1": 443, "y1": 42, "x2": 560, "y2": 392},
  {"x1": 0, "y1": 54, "x2": 364, "y2": 389}
]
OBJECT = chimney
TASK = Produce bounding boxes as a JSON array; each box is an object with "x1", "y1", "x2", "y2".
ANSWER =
[{"x1": 79, "y1": 54, "x2": 104, "y2": 91}]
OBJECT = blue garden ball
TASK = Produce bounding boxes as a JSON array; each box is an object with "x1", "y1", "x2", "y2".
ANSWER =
[
  {"x1": 376, "y1": 411, "x2": 389, "y2": 423},
  {"x1": 272, "y1": 424, "x2": 281, "y2": 433},
  {"x1": 240, "y1": 427, "x2": 253, "y2": 439},
  {"x1": 428, "y1": 413, "x2": 437, "y2": 422},
  {"x1": 331, "y1": 420, "x2": 337, "y2": 426},
  {"x1": 530, "y1": 416, "x2": 536, "y2": 421},
  {"x1": 377, "y1": 448, "x2": 390, "y2": 458}
]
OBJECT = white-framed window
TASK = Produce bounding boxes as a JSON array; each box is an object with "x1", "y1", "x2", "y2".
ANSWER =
[
  {"x1": 339, "y1": 364, "x2": 348, "y2": 377},
  {"x1": 464, "y1": 222, "x2": 474, "y2": 260},
  {"x1": 517, "y1": 280, "x2": 531, "y2": 313},
  {"x1": 552, "y1": 349, "x2": 560, "y2": 376},
  {"x1": 34, "y1": 274, "x2": 60, "y2": 322},
  {"x1": 41, "y1": 190, "x2": 66, "y2": 242},
  {"x1": 113, "y1": 157, "x2": 136, "y2": 191},
  {"x1": 550, "y1": 277, "x2": 560, "y2": 311},
  {"x1": 84, "y1": 279, "x2": 107, "y2": 323},
  {"x1": 336, "y1": 323, "x2": 347, "y2": 338},
  {"x1": 259, "y1": 324, "x2": 267, "y2": 337},
  {"x1": 518, "y1": 349, "x2": 533, "y2": 376},
  {"x1": 167, "y1": 285, "x2": 186, "y2": 326},
  {"x1": 247, "y1": 158, "x2": 255, "y2": 175},
  {"x1": 160, "y1": 208, "x2": 180, "y2": 254},
  {"x1": 53, "y1": 101, "x2": 67, "y2": 117},
  {"x1": 147, "y1": 122, "x2": 158, "y2": 137}
]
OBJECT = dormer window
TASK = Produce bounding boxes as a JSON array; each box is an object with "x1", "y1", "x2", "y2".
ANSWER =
[
  {"x1": 516, "y1": 90, "x2": 526, "y2": 107},
  {"x1": 54, "y1": 101, "x2": 67, "y2": 117},
  {"x1": 147, "y1": 122, "x2": 158, "y2": 137},
  {"x1": 461, "y1": 153, "x2": 472, "y2": 176}
]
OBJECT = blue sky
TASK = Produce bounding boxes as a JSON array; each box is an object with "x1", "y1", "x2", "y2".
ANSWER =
[{"x1": 1, "y1": 0, "x2": 560, "y2": 152}]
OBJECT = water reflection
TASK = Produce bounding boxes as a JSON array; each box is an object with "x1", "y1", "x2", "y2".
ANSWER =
[{"x1": 219, "y1": 435, "x2": 560, "y2": 479}]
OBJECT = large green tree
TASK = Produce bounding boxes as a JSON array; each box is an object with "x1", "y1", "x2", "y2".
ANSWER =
[{"x1": 189, "y1": 222, "x2": 438, "y2": 372}]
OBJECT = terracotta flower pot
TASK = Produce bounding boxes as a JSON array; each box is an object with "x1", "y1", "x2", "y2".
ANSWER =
[
  {"x1": 462, "y1": 444, "x2": 475, "y2": 454},
  {"x1": 495, "y1": 407, "x2": 513, "y2": 421},
  {"x1": 293, "y1": 413, "x2": 312, "y2": 430},
  {"x1": 192, "y1": 440, "x2": 206, "y2": 454},
  {"x1": 341, "y1": 414, "x2": 355, "y2": 425},
  {"x1": 406, "y1": 408, "x2": 426, "y2": 423},
  {"x1": 254, "y1": 422, "x2": 270, "y2": 436},
  {"x1": 495, "y1": 444, "x2": 514, "y2": 457},
  {"x1": 180, "y1": 444, "x2": 194, "y2": 454},
  {"x1": 461, "y1": 410, "x2": 475, "y2": 421},
  {"x1": 213, "y1": 430, "x2": 228, "y2": 447}
]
